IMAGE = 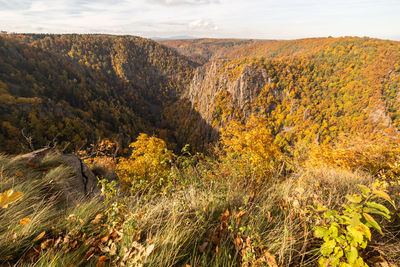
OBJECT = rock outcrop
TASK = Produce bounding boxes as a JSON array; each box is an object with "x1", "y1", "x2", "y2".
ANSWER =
[
  {"x1": 185, "y1": 60, "x2": 271, "y2": 126},
  {"x1": 17, "y1": 148, "x2": 101, "y2": 200}
]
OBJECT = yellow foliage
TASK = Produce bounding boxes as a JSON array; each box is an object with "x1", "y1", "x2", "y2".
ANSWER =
[
  {"x1": 0, "y1": 189, "x2": 24, "y2": 209},
  {"x1": 309, "y1": 134, "x2": 400, "y2": 179},
  {"x1": 220, "y1": 115, "x2": 283, "y2": 182},
  {"x1": 19, "y1": 217, "x2": 31, "y2": 225},
  {"x1": 116, "y1": 133, "x2": 174, "y2": 192},
  {"x1": 79, "y1": 139, "x2": 117, "y2": 171}
]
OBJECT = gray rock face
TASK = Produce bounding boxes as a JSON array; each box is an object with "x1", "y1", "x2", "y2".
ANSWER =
[
  {"x1": 18, "y1": 148, "x2": 101, "y2": 199},
  {"x1": 60, "y1": 153, "x2": 99, "y2": 196},
  {"x1": 185, "y1": 60, "x2": 271, "y2": 126}
]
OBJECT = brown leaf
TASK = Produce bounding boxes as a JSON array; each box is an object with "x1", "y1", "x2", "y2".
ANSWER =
[
  {"x1": 25, "y1": 162, "x2": 36, "y2": 168},
  {"x1": 37, "y1": 167, "x2": 53, "y2": 171},
  {"x1": 25, "y1": 249, "x2": 39, "y2": 260},
  {"x1": 233, "y1": 237, "x2": 243, "y2": 250},
  {"x1": 367, "y1": 256, "x2": 391, "y2": 266},
  {"x1": 33, "y1": 231, "x2": 45, "y2": 242},
  {"x1": 132, "y1": 241, "x2": 144, "y2": 253},
  {"x1": 211, "y1": 234, "x2": 220, "y2": 245},
  {"x1": 145, "y1": 244, "x2": 155, "y2": 257},
  {"x1": 236, "y1": 210, "x2": 246, "y2": 219},
  {"x1": 199, "y1": 241, "x2": 208, "y2": 253},
  {"x1": 101, "y1": 234, "x2": 110, "y2": 243},
  {"x1": 20, "y1": 217, "x2": 31, "y2": 225},
  {"x1": 109, "y1": 243, "x2": 117, "y2": 256},
  {"x1": 96, "y1": 255, "x2": 107, "y2": 267},
  {"x1": 266, "y1": 211, "x2": 272, "y2": 221},
  {"x1": 71, "y1": 240, "x2": 78, "y2": 248},
  {"x1": 236, "y1": 210, "x2": 246, "y2": 224},
  {"x1": 133, "y1": 211, "x2": 146, "y2": 218},
  {"x1": 54, "y1": 236, "x2": 62, "y2": 248},
  {"x1": 2, "y1": 255, "x2": 12, "y2": 261},
  {"x1": 40, "y1": 239, "x2": 53, "y2": 250},
  {"x1": 91, "y1": 214, "x2": 103, "y2": 224},
  {"x1": 84, "y1": 247, "x2": 96, "y2": 260},
  {"x1": 203, "y1": 205, "x2": 208, "y2": 213},
  {"x1": 11, "y1": 232, "x2": 18, "y2": 242},
  {"x1": 67, "y1": 214, "x2": 76, "y2": 222},
  {"x1": 110, "y1": 230, "x2": 120, "y2": 241},
  {"x1": 15, "y1": 171, "x2": 23, "y2": 177},
  {"x1": 249, "y1": 190, "x2": 255, "y2": 202},
  {"x1": 110, "y1": 230, "x2": 118, "y2": 238},
  {"x1": 263, "y1": 250, "x2": 278, "y2": 267},
  {"x1": 219, "y1": 209, "x2": 230, "y2": 223}
]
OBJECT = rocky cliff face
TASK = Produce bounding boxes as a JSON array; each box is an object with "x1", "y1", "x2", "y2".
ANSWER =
[
  {"x1": 17, "y1": 148, "x2": 100, "y2": 200},
  {"x1": 185, "y1": 60, "x2": 273, "y2": 127},
  {"x1": 181, "y1": 37, "x2": 400, "y2": 146}
]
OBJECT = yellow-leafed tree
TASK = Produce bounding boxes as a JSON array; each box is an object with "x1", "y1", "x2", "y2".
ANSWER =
[
  {"x1": 117, "y1": 133, "x2": 174, "y2": 192},
  {"x1": 220, "y1": 115, "x2": 283, "y2": 183},
  {"x1": 309, "y1": 134, "x2": 400, "y2": 180}
]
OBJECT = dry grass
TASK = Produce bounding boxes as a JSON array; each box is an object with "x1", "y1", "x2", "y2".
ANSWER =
[{"x1": 1, "y1": 152, "x2": 400, "y2": 266}]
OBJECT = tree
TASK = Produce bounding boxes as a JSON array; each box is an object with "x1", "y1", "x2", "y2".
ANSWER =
[{"x1": 116, "y1": 133, "x2": 174, "y2": 192}]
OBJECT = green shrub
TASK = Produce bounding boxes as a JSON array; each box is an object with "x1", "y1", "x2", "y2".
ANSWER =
[{"x1": 313, "y1": 181, "x2": 396, "y2": 266}]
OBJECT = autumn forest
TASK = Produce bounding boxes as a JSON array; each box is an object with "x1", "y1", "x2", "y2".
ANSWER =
[{"x1": 1, "y1": 33, "x2": 400, "y2": 266}]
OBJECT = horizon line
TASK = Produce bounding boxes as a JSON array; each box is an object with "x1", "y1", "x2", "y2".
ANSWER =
[{"x1": 1, "y1": 31, "x2": 399, "y2": 42}]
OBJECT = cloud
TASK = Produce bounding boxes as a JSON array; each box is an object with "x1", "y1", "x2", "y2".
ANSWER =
[
  {"x1": 149, "y1": 0, "x2": 219, "y2": 6},
  {"x1": 188, "y1": 19, "x2": 218, "y2": 31},
  {"x1": 29, "y1": 1, "x2": 51, "y2": 12},
  {"x1": 0, "y1": 0, "x2": 399, "y2": 40}
]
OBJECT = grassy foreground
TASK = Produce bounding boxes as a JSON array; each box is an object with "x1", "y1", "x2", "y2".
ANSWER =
[{"x1": 1, "y1": 147, "x2": 400, "y2": 266}]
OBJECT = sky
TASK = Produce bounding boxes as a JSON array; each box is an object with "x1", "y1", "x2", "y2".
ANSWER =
[{"x1": 0, "y1": 0, "x2": 399, "y2": 40}]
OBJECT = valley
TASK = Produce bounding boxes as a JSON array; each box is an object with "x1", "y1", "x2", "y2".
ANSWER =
[{"x1": 1, "y1": 34, "x2": 400, "y2": 266}]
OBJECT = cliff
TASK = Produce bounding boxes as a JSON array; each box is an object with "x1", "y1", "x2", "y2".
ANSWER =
[{"x1": 181, "y1": 37, "x2": 400, "y2": 148}]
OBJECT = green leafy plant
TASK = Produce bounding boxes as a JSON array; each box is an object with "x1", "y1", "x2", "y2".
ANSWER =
[
  {"x1": 98, "y1": 178, "x2": 127, "y2": 229},
  {"x1": 314, "y1": 181, "x2": 396, "y2": 266}
]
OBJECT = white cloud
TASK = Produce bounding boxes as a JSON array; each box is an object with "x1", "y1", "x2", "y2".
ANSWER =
[
  {"x1": 189, "y1": 19, "x2": 218, "y2": 31},
  {"x1": 29, "y1": 1, "x2": 51, "y2": 12},
  {"x1": 0, "y1": 0, "x2": 399, "y2": 40},
  {"x1": 149, "y1": 0, "x2": 219, "y2": 6}
]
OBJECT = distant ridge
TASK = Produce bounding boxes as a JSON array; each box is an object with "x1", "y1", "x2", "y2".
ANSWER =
[{"x1": 151, "y1": 35, "x2": 198, "y2": 41}]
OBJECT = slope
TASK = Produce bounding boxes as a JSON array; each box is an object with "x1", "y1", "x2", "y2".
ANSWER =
[
  {"x1": 160, "y1": 38, "x2": 272, "y2": 65},
  {"x1": 0, "y1": 34, "x2": 196, "y2": 153},
  {"x1": 167, "y1": 37, "x2": 400, "y2": 150}
]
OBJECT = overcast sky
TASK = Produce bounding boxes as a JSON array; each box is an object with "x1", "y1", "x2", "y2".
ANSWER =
[{"x1": 0, "y1": 0, "x2": 399, "y2": 40}]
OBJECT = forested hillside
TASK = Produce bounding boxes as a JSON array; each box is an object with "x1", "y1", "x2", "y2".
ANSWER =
[
  {"x1": 176, "y1": 37, "x2": 400, "y2": 151},
  {"x1": 2, "y1": 35, "x2": 400, "y2": 155},
  {"x1": 2, "y1": 35, "x2": 400, "y2": 266},
  {"x1": 0, "y1": 34, "x2": 195, "y2": 153},
  {"x1": 2, "y1": 35, "x2": 400, "y2": 157},
  {"x1": 160, "y1": 38, "x2": 270, "y2": 64}
]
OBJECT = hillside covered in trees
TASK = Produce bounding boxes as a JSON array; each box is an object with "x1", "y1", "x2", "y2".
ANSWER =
[
  {"x1": 2, "y1": 34, "x2": 400, "y2": 155},
  {"x1": 160, "y1": 38, "x2": 271, "y2": 65},
  {"x1": 163, "y1": 37, "x2": 400, "y2": 152},
  {"x1": 0, "y1": 34, "x2": 195, "y2": 153},
  {"x1": 2, "y1": 34, "x2": 400, "y2": 266}
]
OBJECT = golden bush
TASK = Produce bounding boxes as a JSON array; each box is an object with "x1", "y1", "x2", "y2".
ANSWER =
[
  {"x1": 220, "y1": 115, "x2": 283, "y2": 182},
  {"x1": 309, "y1": 134, "x2": 400, "y2": 179},
  {"x1": 116, "y1": 133, "x2": 174, "y2": 192}
]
